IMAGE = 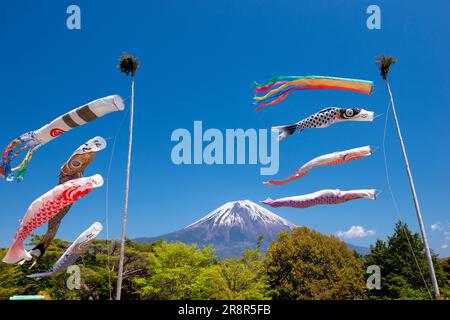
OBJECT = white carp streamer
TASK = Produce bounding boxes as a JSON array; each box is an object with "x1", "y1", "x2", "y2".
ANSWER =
[
  {"x1": 262, "y1": 189, "x2": 376, "y2": 209},
  {"x1": 27, "y1": 222, "x2": 103, "y2": 279},
  {"x1": 264, "y1": 146, "x2": 372, "y2": 186}
]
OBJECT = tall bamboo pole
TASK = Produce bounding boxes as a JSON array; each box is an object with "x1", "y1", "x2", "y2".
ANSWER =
[
  {"x1": 378, "y1": 55, "x2": 439, "y2": 298},
  {"x1": 385, "y1": 80, "x2": 440, "y2": 298},
  {"x1": 116, "y1": 54, "x2": 139, "y2": 300}
]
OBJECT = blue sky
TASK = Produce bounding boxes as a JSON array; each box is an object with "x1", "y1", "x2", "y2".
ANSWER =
[{"x1": 0, "y1": 1, "x2": 449, "y2": 256}]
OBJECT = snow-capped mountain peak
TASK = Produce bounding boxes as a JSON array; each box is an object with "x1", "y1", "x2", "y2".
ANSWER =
[
  {"x1": 185, "y1": 200, "x2": 296, "y2": 230},
  {"x1": 135, "y1": 200, "x2": 297, "y2": 258}
]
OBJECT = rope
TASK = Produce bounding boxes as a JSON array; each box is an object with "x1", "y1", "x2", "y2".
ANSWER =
[
  {"x1": 381, "y1": 99, "x2": 433, "y2": 299},
  {"x1": 104, "y1": 109, "x2": 128, "y2": 300}
]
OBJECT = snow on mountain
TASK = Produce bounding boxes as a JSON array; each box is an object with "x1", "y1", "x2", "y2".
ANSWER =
[{"x1": 185, "y1": 200, "x2": 296, "y2": 231}]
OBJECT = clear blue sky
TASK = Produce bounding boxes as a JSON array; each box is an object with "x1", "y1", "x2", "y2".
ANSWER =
[{"x1": 1, "y1": 1, "x2": 449, "y2": 256}]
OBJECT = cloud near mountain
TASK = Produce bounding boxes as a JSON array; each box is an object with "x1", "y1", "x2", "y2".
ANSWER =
[{"x1": 336, "y1": 226, "x2": 376, "y2": 239}]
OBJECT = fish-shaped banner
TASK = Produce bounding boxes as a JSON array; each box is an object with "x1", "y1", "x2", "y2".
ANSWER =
[
  {"x1": 2, "y1": 174, "x2": 104, "y2": 264},
  {"x1": 272, "y1": 107, "x2": 374, "y2": 141},
  {"x1": 27, "y1": 222, "x2": 103, "y2": 279},
  {"x1": 264, "y1": 146, "x2": 373, "y2": 186},
  {"x1": 262, "y1": 189, "x2": 376, "y2": 209}
]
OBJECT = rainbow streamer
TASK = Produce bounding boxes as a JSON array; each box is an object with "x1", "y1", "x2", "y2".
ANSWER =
[{"x1": 252, "y1": 76, "x2": 373, "y2": 111}]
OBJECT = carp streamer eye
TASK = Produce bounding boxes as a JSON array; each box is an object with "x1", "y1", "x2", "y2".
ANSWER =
[
  {"x1": 344, "y1": 109, "x2": 354, "y2": 118},
  {"x1": 71, "y1": 160, "x2": 82, "y2": 168},
  {"x1": 342, "y1": 108, "x2": 361, "y2": 118}
]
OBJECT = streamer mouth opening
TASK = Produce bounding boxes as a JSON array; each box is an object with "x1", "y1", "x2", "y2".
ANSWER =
[
  {"x1": 356, "y1": 109, "x2": 374, "y2": 121},
  {"x1": 366, "y1": 189, "x2": 377, "y2": 200},
  {"x1": 89, "y1": 136, "x2": 107, "y2": 152},
  {"x1": 113, "y1": 95, "x2": 125, "y2": 111},
  {"x1": 91, "y1": 222, "x2": 103, "y2": 232},
  {"x1": 357, "y1": 145, "x2": 373, "y2": 156},
  {"x1": 90, "y1": 174, "x2": 104, "y2": 187}
]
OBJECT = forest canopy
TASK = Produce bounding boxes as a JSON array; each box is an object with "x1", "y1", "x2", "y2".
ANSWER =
[{"x1": 0, "y1": 222, "x2": 448, "y2": 300}]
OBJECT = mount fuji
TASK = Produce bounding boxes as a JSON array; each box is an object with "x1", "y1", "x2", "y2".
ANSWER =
[{"x1": 135, "y1": 200, "x2": 369, "y2": 257}]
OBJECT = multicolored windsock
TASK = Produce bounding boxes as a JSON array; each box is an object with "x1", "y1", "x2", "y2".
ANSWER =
[
  {"x1": 2, "y1": 174, "x2": 104, "y2": 264},
  {"x1": 261, "y1": 189, "x2": 376, "y2": 209},
  {"x1": 29, "y1": 137, "x2": 107, "y2": 262},
  {"x1": 272, "y1": 107, "x2": 374, "y2": 141},
  {"x1": 27, "y1": 222, "x2": 103, "y2": 279},
  {"x1": 264, "y1": 146, "x2": 373, "y2": 186},
  {"x1": 0, "y1": 95, "x2": 124, "y2": 182},
  {"x1": 252, "y1": 76, "x2": 373, "y2": 111}
]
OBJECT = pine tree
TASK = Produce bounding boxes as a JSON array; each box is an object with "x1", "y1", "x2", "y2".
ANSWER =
[{"x1": 365, "y1": 221, "x2": 449, "y2": 299}]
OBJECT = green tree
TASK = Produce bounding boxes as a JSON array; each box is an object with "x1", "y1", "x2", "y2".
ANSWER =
[
  {"x1": 438, "y1": 257, "x2": 450, "y2": 299},
  {"x1": 439, "y1": 257, "x2": 450, "y2": 278},
  {"x1": 365, "y1": 221, "x2": 449, "y2": 300},
  {"x1": 0, "y1": 237, "x2": 68, "y2": 299},
  {"x1": 265, "y1": 227, "x2": 366, "y2": 300},
  {"x1": 219, "y1": 237, "x2": 270, "y2": 300},
  {"x1": 135, "y1": 242, "x2": 232, "y2": 299}
]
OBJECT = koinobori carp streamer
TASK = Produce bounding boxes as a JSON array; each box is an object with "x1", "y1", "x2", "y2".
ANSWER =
[
  {"x1": 2, "y1": 174, "x2": 104, "y2": 264},
  {"x1": 272, "y1": 107, "x2": 374, "y2": 141},
  {"x1": 27, "y1": 222, "x2": 103, "y2": 279},
  {"x1": 264, "y1": 146, "x2": 373, "y2": 186},
  {"x1": 29, "y1": 137, "x2": 107, "y2": 262},
  {"x1": 261, "y1": 189, "x2": 376, "y2": 209},
  {"x1": 252, "y1": 76, "x2": 373, "y2": 111},
  {"x1": 0, "y1": 95, "x2": 124, "y2": 182}
]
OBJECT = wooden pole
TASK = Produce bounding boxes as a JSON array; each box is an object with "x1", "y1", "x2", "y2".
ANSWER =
[
  {"x1": 385, "y1": 79, "x2": 440, "y2": 298},
  {"x1": 116, "y1": 75, "x2": 135, "y2": 300}
]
